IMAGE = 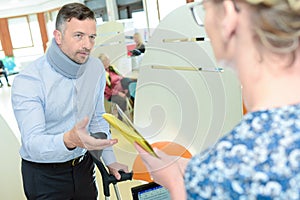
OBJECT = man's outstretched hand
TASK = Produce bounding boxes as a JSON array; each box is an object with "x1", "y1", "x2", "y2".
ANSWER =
[{"x1": 63, "y1": 117, "x2": 118, "y2": 150}]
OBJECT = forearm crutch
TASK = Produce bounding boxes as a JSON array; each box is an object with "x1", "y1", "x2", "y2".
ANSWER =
[
  {"x1": 90, "y1": 132, "x2": 133, "y2": 200},
  {"x1": 92, "y1": 156, "x2": 133, "y2": 200}
]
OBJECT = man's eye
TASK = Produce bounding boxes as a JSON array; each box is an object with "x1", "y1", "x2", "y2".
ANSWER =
[
  {"x1": 74, "y1": 34, "x2": 83, "y2": 39},
  {"x1": 89, "y1": 35, "x2": 96, "y2": 40}
]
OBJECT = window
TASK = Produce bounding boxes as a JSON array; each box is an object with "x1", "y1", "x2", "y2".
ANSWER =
[
  {"x1": 8, "y1": 16, "x2": 33, "y2": 49},
  {"x1": 0, "y1": 39, "x2": 4, "y2": 58}
]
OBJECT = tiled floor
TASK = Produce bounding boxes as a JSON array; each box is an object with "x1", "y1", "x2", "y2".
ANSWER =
[
  {"x1": 0, "y1": 74, "x2": 25, "y2": 199},
  {"x1": 0, "y1": 75, "x2": 20, "y2": 142}
]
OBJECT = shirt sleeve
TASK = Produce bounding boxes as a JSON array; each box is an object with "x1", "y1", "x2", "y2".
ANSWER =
[
  {"x1": 11, "y1": 71, "x2": 74, "y2": 162},
  {"x1": 102, "y1": 146, "x2": 117, "y2": 165},
  {"x1": 89, "y1": 68, "x2": 117, "y2": 165},
  {"x1": 89, "y1": 70, "x2": 110, "y2": 134}
]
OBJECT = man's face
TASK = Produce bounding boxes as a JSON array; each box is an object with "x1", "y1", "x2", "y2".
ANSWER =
[{"x1": 54, "y1": 18, "x2": 97, "y2": 64}]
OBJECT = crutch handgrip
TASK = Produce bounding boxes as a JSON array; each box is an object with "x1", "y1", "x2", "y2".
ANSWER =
[
  {"x1": 92, "y1": 155, "x2": 133, "y2": 197},
  {"x1": 104, "y1": 170, "x2": 133, "y2": 185},
  {"x1": 117, "y1": 170, "x2": 133, "y2": 182}
]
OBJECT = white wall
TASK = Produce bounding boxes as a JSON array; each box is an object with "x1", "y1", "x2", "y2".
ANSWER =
[
  {"x1": 143, "y1": 0, "x2": 186, "y2": 30},
  {"x1": 0, "y1": 0, "x2": 82, "y2": 18}
]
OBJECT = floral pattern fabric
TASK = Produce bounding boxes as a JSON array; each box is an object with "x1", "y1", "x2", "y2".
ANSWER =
[{"x1": 185, "y1": 104, "x2": 300, "y2": 199}]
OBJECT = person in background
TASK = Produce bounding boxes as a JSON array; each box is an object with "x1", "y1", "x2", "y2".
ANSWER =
[
  {"x1": 132, "y1": 32, "x2": 145, "y2": 54},
  {"x1": 99, "y1": 53, "x2": 135, "y2": 116},
  {"x1": 0, "y1": 60, "x2": 11, "y2": 87},
  {"x1": 11, "y1": 3, "x2": 128, "y2": 200},
  {"x1": 135, "y1": 0, "x2": 300, "y2": 199}
]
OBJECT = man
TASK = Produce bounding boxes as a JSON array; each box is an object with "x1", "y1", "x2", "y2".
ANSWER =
[{"x1": 11, "y1": 3, "x2": 128, "y2": 199}]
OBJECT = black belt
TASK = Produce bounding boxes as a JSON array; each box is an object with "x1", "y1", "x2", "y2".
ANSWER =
[{"x1": 22, "y1": 154, "x2": 86, "y2": 168}]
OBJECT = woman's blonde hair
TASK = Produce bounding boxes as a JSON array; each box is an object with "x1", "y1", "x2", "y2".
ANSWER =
[
  {"x1": 98, "y1": 53, "x2": 108, "y2": 62},
  {"x1": 133, "y1": 32, "x2": 144, "y2": 48},
  {"x1": 244, "y1": 0, "x2": 300, "y2": 53}
]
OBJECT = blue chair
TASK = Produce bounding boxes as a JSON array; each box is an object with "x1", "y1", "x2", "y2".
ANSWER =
[
  {"x1": 2, "y1": 56, "x2": 16, "y2": 74},
  {"x1": 128, "y1": 82, "x2": 137, "y2": 99}
]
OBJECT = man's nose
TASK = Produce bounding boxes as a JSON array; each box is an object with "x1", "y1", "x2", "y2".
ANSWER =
[{"x1": 82, "y1": 36, "x2": 94, "y2": 50}]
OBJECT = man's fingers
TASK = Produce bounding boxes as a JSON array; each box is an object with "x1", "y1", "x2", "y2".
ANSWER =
[
  {"x1": 107, "y1": 162, "x2": 129, "y2": 180},
  {"x1": 110, "y1": 169, "x2": 121, "y2": 180},
  {"x1": 99, "y1": 138, "x2": 118, "y2": 148},
  {"x1": 85, "y1": 137, "x2": 118, "y2": 150}
]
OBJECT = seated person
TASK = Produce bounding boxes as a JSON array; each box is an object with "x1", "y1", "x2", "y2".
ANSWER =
[
  {"x1": 0, "y1": 60, "x2": 11, "y2": 88},
  {"x1": 131, "y1": 32, "x2": 145, "y2": 56},
  {"x1": 99, "y1": 53, "x2": 136, "y2": 115}
]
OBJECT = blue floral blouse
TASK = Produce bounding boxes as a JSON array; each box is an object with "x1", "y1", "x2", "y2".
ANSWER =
[{"x1": 185, "y1": 104, "x2": 300, "y2": 199}]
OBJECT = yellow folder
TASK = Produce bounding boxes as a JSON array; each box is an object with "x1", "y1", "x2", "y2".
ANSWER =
[{"x1": 102, "y1": 106, "x2": 158, "y2": 158}]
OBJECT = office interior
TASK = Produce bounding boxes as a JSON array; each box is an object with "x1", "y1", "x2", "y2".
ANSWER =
[{"x1": 0, "y1": 0, "x2": 245, "y2": 199}]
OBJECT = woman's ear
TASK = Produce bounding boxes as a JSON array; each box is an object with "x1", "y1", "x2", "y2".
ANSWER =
[
  {"x1": 220, "y1": 0, "x2": 239, "y2": 42},
  {"x1": 53, "y1": 30, "x2": 62, "y2": 45}
]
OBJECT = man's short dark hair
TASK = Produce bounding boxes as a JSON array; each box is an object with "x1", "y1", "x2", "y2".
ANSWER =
[{"x1": 55, "y1": 3, "x2": 96, "y2": 32}]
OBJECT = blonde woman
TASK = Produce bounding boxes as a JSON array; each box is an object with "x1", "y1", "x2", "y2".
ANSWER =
[
  {"x1": 135, "y1": 0, "x2": 300, "y2": 199},
  {"x1": 133, "y1": 32, "x2": 145, "y2": 53}
]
